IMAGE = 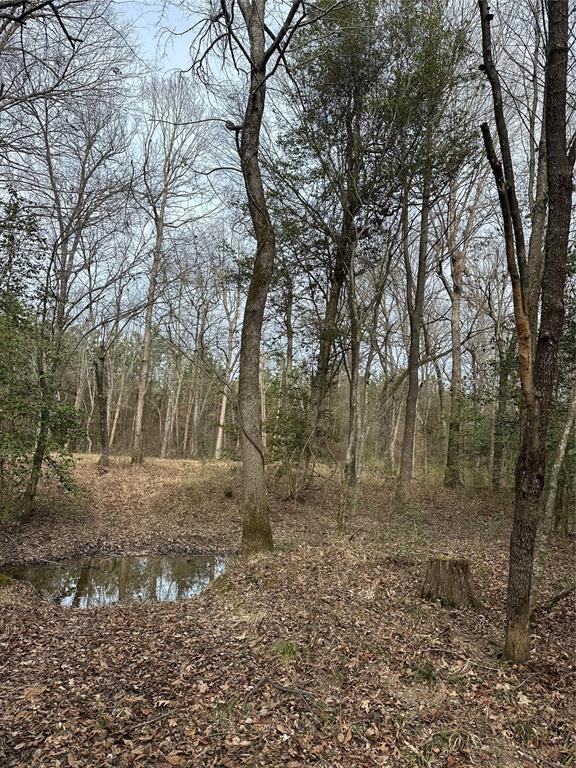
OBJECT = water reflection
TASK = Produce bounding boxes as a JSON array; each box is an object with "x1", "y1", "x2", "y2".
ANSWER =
[{"x1": 4, "y1": 554, "x2": 227, "y2": 608}]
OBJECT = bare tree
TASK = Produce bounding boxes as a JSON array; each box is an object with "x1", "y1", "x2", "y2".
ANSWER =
[
  {"x1": 439, "y1": 169, "x2": 485, "y2": 487},
  {"x1": 131, "y1": 74, "x2": 205, "y2": 464},
  {"x1": 214, "y1": 250, "x2": 242, "y2": 461},
  {"x1": 94, "y1": 341, "x2": 110, "y2": 471},
  {"x1": 397, "y1": 176, "x2": 431, "y2": 500},
  {"x1": 13, "y1": 83, "x2": 133, "y2": 517},
  {"x1": 193, "y1": 0, "x2": 314, "y2": 552}
]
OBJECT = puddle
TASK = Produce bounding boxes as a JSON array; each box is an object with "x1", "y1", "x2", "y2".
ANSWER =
[{"x1": 4, "y1": 554, "x2": 227, "y2": 608}]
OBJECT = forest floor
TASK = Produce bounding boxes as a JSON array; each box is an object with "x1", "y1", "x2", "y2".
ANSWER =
[{"x1": 0, "y1": 456, "x2": 574, "y2": 768}]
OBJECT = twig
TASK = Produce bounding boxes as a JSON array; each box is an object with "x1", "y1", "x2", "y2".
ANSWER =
[
  {"x1": 268, "y1": 679, "x2": 317, "y2": 700},
  {"x1": 429, "y1": 626, "x2": 451, "y2": 643},
  {"x1": 512, "y1": 674, "x2": 537, "y2": 692},
  {"x1": 426, "y1": 647, "x2": 502, "y2": 673},
  {"x1": 244, "y1": 674, "x2": 321, "y2": 711},
  {"x1": 538, "y1": 583, "x2": 576, "y2": 613},
  {"x1": 244, "y1": 674, "x2": 270, "y2": 702},
  {"x1": 116, "y1": 711, "x2": 172, "y2": 737},
  {"x1": 516, "y1": 747, "x2": 564, "y2": 768}
]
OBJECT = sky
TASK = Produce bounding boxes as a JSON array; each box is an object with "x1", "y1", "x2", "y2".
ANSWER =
[{"x1": 119, "y1": 1, "x2": 198, "y2": 74}]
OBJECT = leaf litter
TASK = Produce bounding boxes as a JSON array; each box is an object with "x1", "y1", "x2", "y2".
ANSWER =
[{"x1": 0, "y1": 457, "x2": 574, "y2": 767}]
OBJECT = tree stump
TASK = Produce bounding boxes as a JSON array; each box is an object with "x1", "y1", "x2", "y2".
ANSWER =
[{"x1": 421, "y1": 557, "x2": 480, "y2": 608}]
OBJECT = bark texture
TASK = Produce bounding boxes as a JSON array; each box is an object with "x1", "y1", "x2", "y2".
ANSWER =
[
  {"x1": 479, "y1": 0, "x2": 573, "y2": 661},
  {"x1": 421, "y1": 557, "x2": 480, "y2": 608},
  {"x1": 398, "y1": 178, "x2": 430, "y2": 499},
  {"x1": 94, "y1": 344, "x2": 110, "y2": 472},
  {"x1": 236, "y1": 0, "x2": 277, "y2": 553},
  {"x1": 504, "y1": 0, "x2": 572, "y2": 662}
]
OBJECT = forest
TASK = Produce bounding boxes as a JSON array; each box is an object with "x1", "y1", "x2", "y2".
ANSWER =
[{"x1": 0, "y1": 0, "x2": 575, "y2": 766}]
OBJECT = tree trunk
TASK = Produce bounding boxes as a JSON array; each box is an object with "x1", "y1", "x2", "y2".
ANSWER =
[
  {"x1": 531, "y1": 381, "x2": 576, "y2": 608},
  {"x1": 20, "y1": 350, "x2": 52, "y2": 520},
  {"x1": 109, "y1": 350, "x2": 129, "y2": 450},
  {"x1": 421, "y1": 557, "x2": 480, "y2": 608},
  {"x1": 214, "y1": 294, "x2": 238, "y2": 461},
  {"x1": 182, "y1": 372, "x2": 195, "y2": 456},
  {"x1": 357, "y1": 344, "x2": 375, "y2": 480},
  {"x1": 214, "y1": 390, "x2": 228, "y2": 461},
  {"x1": 131, "y1": 210, "x2": 164, "y2": 464},
  {"x1": 527, "y1": 135, "x2": 547, "y2": 344},
  {"x1": 189, "y1": 383, "x2": 202, "y2": 458},
  {"x1": 556, "y1": 460, "x2": 575, "y2": 536},
  {"x1": 492, "y1": 339, "x2": 514, "y2": 490},
  {"x1": 301, "y1": 84, "x2": 362, "y2": 486},
  {"x1": 299, "y1": 248, "x2": 346, "y2": 485},
  {"x1": 388, "y1": 389, "x2": 405, "y2": 472},
  {"x1": 260, "y1": 361, "x2": 267, "y2": 451},
  {"x1": 340, "y1": 257, "x2": 361, "y2": 533},
  {"x1": 20, "y1": 405, "x2": 50, "y2": 521},
  {"x1": 160, "y1": 355, "x2": 177, "y2": 459},
  {"x1": 284, "y1": 283, "x2": 294, "y2": 385},
  {"x1": 237, "y1": 2, "x2": 275, "y2": 553},
  {"x1": 94, "y1": 344, "x2": 110, "y2": 471},
  {"x1": 504, "y1": 0, "x2": 572, "y2": 662},
  {"x1": 344, "y1": 255, "x2": 361, "y2": 488},
  {"x1": 398, "y1": 178, "x2": 430, "y2": 499},
  {"x1": 73, "y1": 346, "x2": 88, "y2": 451},
  {"x1": 444, "y1": 181, "x2": 464, "y2": 488}
]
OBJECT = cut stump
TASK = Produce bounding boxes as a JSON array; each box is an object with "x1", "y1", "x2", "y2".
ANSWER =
[{"x1": 421, "y1": 556, "x2": 480, "y2": 608}]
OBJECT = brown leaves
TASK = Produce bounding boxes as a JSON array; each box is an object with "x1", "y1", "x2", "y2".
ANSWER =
[
  {"x1": 21, "y1": 686, "x2": 46, "y2": 699},
  {"x1": 1, "y1": 461, "x2": 574, "y2": 767}
]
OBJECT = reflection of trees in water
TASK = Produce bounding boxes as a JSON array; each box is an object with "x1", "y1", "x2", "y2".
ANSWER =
[
  {"x1": 71, "y1": 565, "x2": 91, "y2": 607},
  {"x1": 9, "y1": 555, "x2": 227, "y2": 607}
]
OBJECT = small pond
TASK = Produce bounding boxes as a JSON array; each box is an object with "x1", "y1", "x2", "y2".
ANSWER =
[{"x1": 4, "y1": 554, "x2": 227, "y2": 608}]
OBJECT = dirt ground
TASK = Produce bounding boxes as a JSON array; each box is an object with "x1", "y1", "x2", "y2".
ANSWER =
[{"x1": 1, "y1": 456, "x2": 574, "y2": 767}]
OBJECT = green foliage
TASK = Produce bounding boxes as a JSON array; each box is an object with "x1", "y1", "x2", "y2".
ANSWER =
[
  {"x1": 384, "y1": 0, "x2": 478, "y2": 188},
  {"x1": 0, "y1": 189, "x2": 43, "y2": 304},
  {"x1": 267, "y1": 369, "x2": 310, "y2": 466},
  {"x1": 272, "y1": 639, "x2": 299, "y2": 663},
  {"x1": 408, "y1": 660, "x2": 437, "y2": 684},
  {"x1": 0, "y1": 572, "x2": 13, "y2": 588},
  {"x1": 0, "y1": 193, "x2": 42, "y2": 518},
  {"x1": 213, "y1": 696, "x2": 237, "y2": 722},
  {"x1": 0, "y1": 192, "x2": 80, "y2": 518}
]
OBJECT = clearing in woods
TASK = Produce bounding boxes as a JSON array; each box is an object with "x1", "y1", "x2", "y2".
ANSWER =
[{"x1": 1, "y1": 456, "x2": 574, "y2": 767}]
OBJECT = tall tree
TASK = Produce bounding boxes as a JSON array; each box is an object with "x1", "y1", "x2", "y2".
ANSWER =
[
  {"x1": 479, "y1": 0, "x2": 574, "y2": 661},
  {"x1": 269, "y1": 0, "x2": 410, "y2": 496},
  {"x1": 197, "y1": 0, "x2": 312, "y2": 552},
  {"x1": 395, "y1": 0, "x2": 472, "y2": 500},
  {"x1": 440, "y1": 169, "x2": 484, "y2": 487},
  {"x1": 93, "y1": 341, "x2": 110, "y2": 471}
]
